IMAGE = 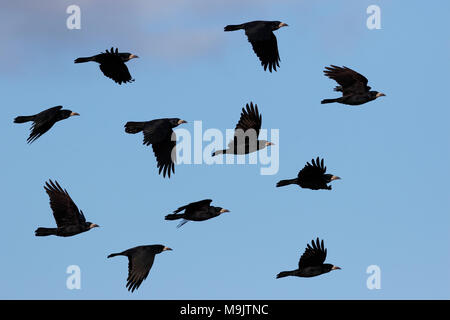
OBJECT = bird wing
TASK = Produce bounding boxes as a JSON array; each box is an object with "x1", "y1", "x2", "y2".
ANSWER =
[
  {"x1": 173, "y1": 199, "x2": 213, "y2": 214},
  {"x1": 323, "y1": 65, "x2": 370, "y2": 95},
  {"x1": 230, "y1": 102, "x2": 262, "y2": 148},
  {"x1": 297, "y1": 157, "x2": 327, "y2": 180},
  {"x1": 99, "y1": 48, "x2": 134, "y2": 85},
  {"x1": 126, "y1": 248, "x2": 156, "y2": 292},
  {"x1": 151, "y1": 131, "x2": 176, "y2": 178},
  {"x1": 44, "y1": 180, "x2": 85, "y2": 228},
  {"x1": 27, "y1": 106, "x2": 62, "y2": 143},
  {"x1": 142, "y1": 119, "x2": 172, "y2": 146},
  {"x1": 245, "y1": 26, "x2": 280, "y2": 72},
  {"x1": 298, "y1": 238, "x2": 327, "y2": 268}
]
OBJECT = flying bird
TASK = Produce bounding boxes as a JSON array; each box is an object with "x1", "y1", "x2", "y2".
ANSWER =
[
  {"x1": 165, "y1": 199, "x2": 230, "y2": 228},
  {"x1": 124, "y1": 118, "x2": 187, "y2": 178},
  {"x1": 212, "y1": 102, "x2": 274, "y2": 156},
  {"x1": 14, "y1": 106, "x2": 79, "y2": 144},
  {"x1": 35, "y1": 180, "x2": 99, "y2": 237},
  {"x1": 108, "y1": 245, "x2": 172, "y2": 292},
  {"x1": 276, "y1": 238, "x2": 341, "y2": 279},
  {"x1": 321, "y1": 65, "x2": 385, "y2": 105},
  {"x1": 224, "y1": 20, "x2": 288, "y2": 72},
  {"x1": 276, "y1": 157, "x2": 340, "y2": 190},
  {"x1": 74, "y1": 47, "x2": 138, "y2": 84}
]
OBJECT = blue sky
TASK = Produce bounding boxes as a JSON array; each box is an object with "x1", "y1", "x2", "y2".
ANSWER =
[{"x1": 1, "y1": 0, "x2": 449, "y2": 299}]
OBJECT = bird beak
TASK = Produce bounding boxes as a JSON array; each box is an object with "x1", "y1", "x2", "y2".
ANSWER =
[
  {"x1": 266, "y1": 142, "x2": 275, "y2": 146},
  {"x1": 130, "y1": 54, "x2": 139, "y2": 59},
  {"x1": 331, "y1": 175, "x2": 341, "y2": 181},
  {"x1": 178, "y1": 119, "x2": 187, "y2": 125},
  {"x1": 332, "y1": 266, "x2": 341, "y2": 270},
  {"x1": 220, "y1": 209, "x2": 230, "y2": 213},
  {"x1": 279, "y1": 22, "x2": 288, "y2": 28},
  {"x1": 70, "y1": 112, "x2": 80, "y2": 117},
  {"x1": 90, "y1": 224, "x2": 100, "y2": 229},
  {"x1": 163, "y1": 247, "x2": 173, "y2": 251},
  {"x1": 376, "y1": 92, "x2": 386, "y2": 98}
]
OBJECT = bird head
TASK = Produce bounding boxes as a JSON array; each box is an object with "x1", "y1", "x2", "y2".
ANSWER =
[
  {"x1": 88, "y1": 223, "x2": 99, "y2": 229},
  {"x1": 372, "y1": 91, "x2": 386, "y2": 99},
  {"x1": 324, "y1": 174, "x2": 341, "y2": 183},
  {"x1": 324, "y1": 264, "x2": 341, "y2": 272},
  {"x1": 216, "y1": 207, "x2": 230, "y2": 215},
  {"x1": 59, "y1": 109, "x2": 80, "y2": 119},
  {"x1": 272, "y1": 21, "x2": 289, "y2": 30},
  {"x1": 259, "y1": 140, "x2": 275, "y2": 149},
  {"x1": 118, "y1": 52, "x2": 139, "y2": 62},
  {"x1": 331, "y1": 265, "x2": 341, "y2": 271},
  {"x1": 169, "y1": 118, "x2": 187, "y2": 127}
]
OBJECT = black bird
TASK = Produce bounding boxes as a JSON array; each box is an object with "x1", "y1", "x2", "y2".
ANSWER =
[
  {"x1": 321, "y1": 65, "x2": 385, "y2": 105},
  {"x1": 212, "y1": 102, "x2": 274, "y2": 156},
  {"x1": 108, "y1": 245, "x2": 172, "y2": 292},
  {"x1": 125, "y1": 118, "x2": 187, "y2": 178},
  {"x1": 14, "y1": 106, "x2": 79, "y2": 144},
  {"x1": 35, "y1": 180, "x2": 99, "y2": 237},
  {"x1": 276, "y1": 238, "x2": 341, "y2": 279},
  {"x1": 276, "y1": 157, "x2": 340, "y2": 190},
  {"x1": 165, "y1": 199, "x2": 230, "y2": 228},
  {"x1": 74, "y1": 47, "x2": 138, "y2": 84},
  {"x1": 224, "y1": 20, "x2": 288, "y2": 72}
]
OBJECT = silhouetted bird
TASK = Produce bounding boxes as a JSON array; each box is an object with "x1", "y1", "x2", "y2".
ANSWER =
[
  {"x1": 224, "y1": 20, "x2": 288, "y2": 72},
  {"x1": 35, "y1": 180, "x2": 99, "y2": 237},
  {"x1": 165, "y1": 199, "x2": 230, "y2": 228},
  {"x1": 108, "y1": 245, "x2": 172, "y2": 292},
  {"x1": 276, "y1": 238, "x2": 341, "y2": 279},
  {"x1": 125, "y1": 118, "x2": 187, "y2": 178},
  {"x1": 14, "y1": 106, "x2": 79, "y2": 144},
  {"x1": 74, "y1": 47, "x2": 138, "y2": 84},
  {"x1": 321, "y1": 65, "x2": 385, "y2": 105},
  {"x1": 276, "y1": 157, "x2": 340, "y2": 190},
  {"x1": 212, "y1": 102, "x2": 274, "y2": 156}
]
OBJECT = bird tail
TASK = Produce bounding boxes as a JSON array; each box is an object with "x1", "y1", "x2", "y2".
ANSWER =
[
  {"x1": 35, "y1": 227, "x2": 57, "y2": 236},
  {"x1": 276, "y1": 179, "x2": 297, "y2": 187},
  {"x1": 321, "y1": 98, "x2": 340, "y2": 104},
  {"x1": 334, "y1": 86, "x2": 343, "y2": 92},
  {"x1": 14, "y1": 115, "x2": 34, "y2": 123},
  {"x1": 74, "y1": 56, "x2": 94, "y2": 63},
  {"x1": 165, "y1": 213, "x2": 184, "y2": 221},
  {"x1": 276, "y1": 271, "x2": 294, "y2": 279},
  {"x1": 212, "y1": 149, "x2": 226, "y2": 157},
  {"x1": 224, "y1": 24, "x2": 245, "y2": 32},
  {"x1": 124, "y1": 122, "x2": 146, "y2": 134}
]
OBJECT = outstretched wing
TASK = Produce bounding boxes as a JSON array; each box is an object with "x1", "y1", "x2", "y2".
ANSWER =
[
  {"x1": 44, "y1": 180, "x2": 85, "y2": 228},
  {"x1": 298, "y1": 238, "x2": 327, "y2": 268},
  {"x1": 246, "y1": 25, "x2": 280, "y2": 72},
  {"x1": 323, "y1": 65, "x2": 370, "y2": 95},
  {"x1": 230, "y1": 102, "x2": 262, "y2": 150},
  {"x1": 126, "y1": 249, "x2": 156, "y2": 293},
  {"x1": 298, "y1": 157, "x2": 327, "y2": 180},
  {"x1": 173, "y1": 199, "x2": 213, "y2": 214},
  {"x1": 27, "y1": 106, "x2": 62, "y2": 143},
  {"x1": 152, "y1": 130, "x2": 176, "y2": 178},
  {"x1": 99, "y1": 47, "x2": 134, "y2": 85}
]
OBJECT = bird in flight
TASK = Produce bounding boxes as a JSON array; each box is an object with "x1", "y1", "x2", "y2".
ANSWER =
[
  {"x1": 321, "y1": 65, "x2": 385, "y2": 105},
  {"x1": 74, "y1": 47, "x2": 138, "y2": 85},
  {"x1": 108, "y1": 245, "x2": 172, "y2": 293},
  {"x1": 124, "y1": 118, "x2": 187, "y2": 178},
  {"x1": 276, "y1": 157, "x2": 340, "y2": 190},
  {"x1": 165, "y1": 199, "x2": 230, "y2": 228},
  {"x1": 276, "y1": 238, "x2": 341, "y2": 279},
  {"x1": 35, "y1": 180, "x2": 99, "y2": 237},
  {"x1": 224, "y1": 20, "x2": 288, "y2": 72},
  {"x1": 212, "y1": 102, "x2": 274, "y2": 156},
  {"x1": 14, "y1": 106, "x2": 79, "y2": 144}
]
